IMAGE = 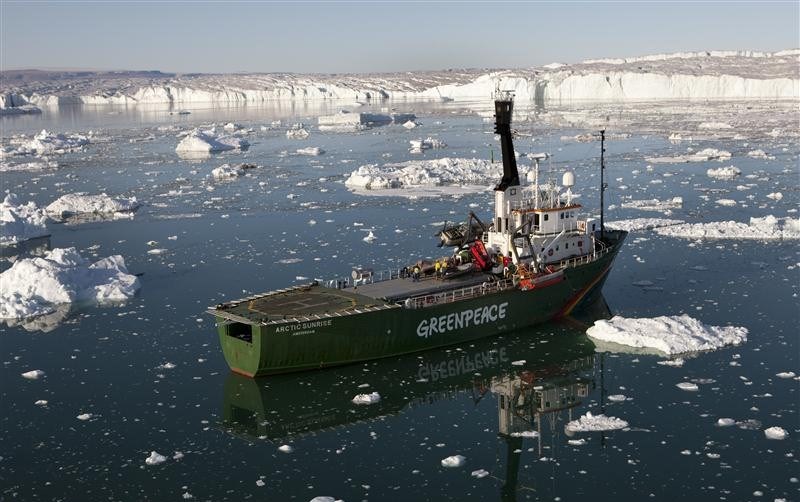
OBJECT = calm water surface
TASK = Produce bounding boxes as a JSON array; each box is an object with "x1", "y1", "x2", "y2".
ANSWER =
[{"x1": 1, "y1": 102, "x2": 797, "y2": 501}]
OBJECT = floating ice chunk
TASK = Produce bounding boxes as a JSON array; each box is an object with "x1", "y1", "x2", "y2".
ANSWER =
[
  {"x1": 676, "y1": 382, "x2": 699, "y2": 391},
  {"x1": 21, "y1": 369, "x2": 45, "y2": 380},
  {"x1": 716, "y1": 418, "x2": 736, "y2": 427},
  {"x1": 35, "y1": 399, "x2": 48, "y2": 406},
  {"x1": 157, "y1": 362, "x2": 176, "y2": 370},
  {"x1": 363, "y1": 231, "x2": 377, "y2": 243},
  {"x1": 14, "y1": 129, "x2": 90, "y2": 156},
  {"x1": 647, "y1": 148, "x2": 731, "y2": 163},
  {"x1": 1, "y1": 193, "x2": 48, "y2": 246},
  {"x1": 352, "y1": 391, "x2": 381, "y2": 404},
  {"x1": 210, "y1": 164, "x2": 244, "y2": 179},
  {"x1": 76, "y1": 413, "x2": 92, "y2": 421},
  {"x1": 776, "y1": 371, "x2": 796, "y2": 379},
  {"x1": 586, "y1": 314, "x2": 747, "y2": 356},
  {"x1": 309, "y1": 497, "x2": 341, "y2": 502},
  {"x1": 698, "y1": 122, "x2": 732, "y2": 130},
  {"x1": 654, "y1": 215, "x2": 800, "y2": 240},
  {"x1": 441, "y1": 455, "x2": 466, "y2": 467},
  {"x1": 565, "y1": 411, "x2": 628, "y2": 432},
  {"x1": 402, "y1": 120, "x2": 418, "y2": 129},
  {"x1": 707, "y1": 166, "x2": 741, "y2": 179},
  {"x1": 766, "y1": 192, "x2": 783, "y2": 200},
  {"x1": 607, "y1": 394, "x2": 627, "y2": 402},
  {"x1": 605, "y1": 218, "x2": 684, "y2": 232},
  {"x1": 511, "y1": 360, "x2": 526, "y2": 366},
  {"x1": 296, "y1": 147, "x2": 324, "y2": 156},
  {"x1": 176, "y1": 128, "x2": 248, "y2": 154},
  {"x1": 621, "y1": 197, "x2": 683, "y2": 212},
  {"x1": 510, "y1": 430, "x2": 539, "y2": 438},
  {"x1": 345, "y1": 157, "x2": 525, "y2": 191},
  {"x1": 45, "y1": 193, "x2": 139, "y2": 221},
  {"x1": 747, "y1": 149, "x2": 774, "y2": 159},
  {"x1": 256, "y1": 480, "x2": 265, "y2": 487},
  {"x1": 278, "y1": 444, "x2": 294, "y2": 453},
  {"x1": 286, "y1": 124, "x2": 310, "y2": 139},
  {"x1": 657, "y1": 358, "x2": 685, "y2": 367},
  {"x1": 568, "y1": 438, "x2": 587, "y2": 446},
  {"x1": 471, "y1": 469, "x2": 490, "y2": 478},
  {"x1": 145, "y1": 451, "x2": 167, "y2": 465},
  {"x1": 715, "y1": 198, "x2": 737, "y2": 206},
  {"x1": 764, "y1": 427, "x2": 788, "y2": 440},
  {"x1": 0, "y1": 247, "x2": 140, "y2": 320}
]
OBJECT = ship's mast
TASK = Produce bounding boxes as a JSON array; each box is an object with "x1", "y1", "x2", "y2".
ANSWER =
[
  {"x1": 493, "y1": 91, "x2": 520, "y2": 192},
  {"x1": 599, "y1": 129, "x2": 607, "y2": 241}
]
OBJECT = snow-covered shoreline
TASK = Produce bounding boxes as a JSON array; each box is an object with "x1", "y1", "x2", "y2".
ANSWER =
[{"x1": 2, "y1": 49, "x2": 798, "y2": 112}]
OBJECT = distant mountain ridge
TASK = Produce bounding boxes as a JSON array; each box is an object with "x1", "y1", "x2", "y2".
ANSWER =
[{"x1": 2, "y1": 49, "x2": 798, "y2": 111}]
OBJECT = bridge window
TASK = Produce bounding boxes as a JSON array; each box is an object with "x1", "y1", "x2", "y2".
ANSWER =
[{"x1": 544, "y1": 214, "x2": 549, "y2": 221}]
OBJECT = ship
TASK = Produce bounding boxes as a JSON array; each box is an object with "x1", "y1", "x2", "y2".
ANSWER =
[{"x1": 208, "y1": 91, "x2": 627, "y2": 377}]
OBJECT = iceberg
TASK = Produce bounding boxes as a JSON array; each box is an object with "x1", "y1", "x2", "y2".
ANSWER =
[
  {"x1": 45, "y1": 193, "x2": 139, "y2": 221},
  {"x1": 345, "y1": 157, "x2": 526, "y2": 190},
  {"x1": 175, "y1": 128, "x2": 249, "y2": 154},
  {"x1": 0, "y1": 247, "x2": 140, "y2": 320},
  {"x1": 0, "y1": 193, "x2": 48, "y2": 246},
  {"x1": 10, "y1": 129, "x2": 90, "y2": 156},
  {"x1": 586, "y1": 314, "x2": 748, "y2": 356}
]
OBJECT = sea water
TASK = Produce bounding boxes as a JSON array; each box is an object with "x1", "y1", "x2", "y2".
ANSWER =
[{"x1": 1, "y1": 100, "x2": 797, "y2": 501}]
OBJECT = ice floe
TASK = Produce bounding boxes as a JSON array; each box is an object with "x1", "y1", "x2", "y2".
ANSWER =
[
  {"x1": 76, "y1": 413, "x2": 93, "y2": 421},
  {"x1": 45, "y1": 193, "x2": 139, "y2": 221},
  {"x1": 676, "y1": 382, "x2": 700, "y2": 391},
  {"x1": 352, "y1": 391, "x2": 381, "y2": 404},
  {"x1": 471, "y1": 469, "x2": 489, "y2": 478},
  {"x1": 510, "y1": 430, "x2": 540, "y2": 438},
  {"x1": 621, "y1": 197, "x2": 682, "y2": 212},
  {"x1": 0, "y1": 247, "x2": 140, "y2": 320},
  {"x1": 345, "y1": 157, "x2": 524, "y2": 193},
  {"x1": 764, "y1": 426, "x2": 788, "y2": 440},
  {"x1": 647, "y1": 148, "x2": 731, "y2": 163},
  {"x1": 1, "y1": 193, "x2": 48, "y2": 246},
  {"x1": 286, "y1": 124, "x2": 310, "y2": 139},
  {"x1": 175, "y1": 128, "x2": 249, "y2": 155},
  {"x1": 296, "y1": 147, "x2": 324, "y2": 156},
  {"x1": 653, "y1": 215, "x2": 800, "y2": 240},
  {"x1": 210, "y1": 164, "x2": 244, "y2": 179},
  {"x1": 145, "y1": 451, "x2": 167, "y2": 465},
  {"x1": 441, "y1": 455, "x2": 466, "y2": 467},
  {"x1": 605, "y1": 218, "x2": 684, "y2": 232},
  {"x1": 278, "y1": 444, "x2": 294, "y2": 453},
  {"x1": 565, "y1": 411, "x2": 628, "y2": 432},
  {"x1": 586, "y1": 314, "x2": 748, "y2": 356},
  {"x1": 6, "y1": 129, "x2": 90, "y2": 156},
  {"x1": 707, "y1": 166, "x2": 741, "y2": 179},
  {"x1": 716, "y1": 418, "x2": 736, "y2": 427},
  {"x1": 21, "y1": 369, "x2": 45, "y2": 380}
]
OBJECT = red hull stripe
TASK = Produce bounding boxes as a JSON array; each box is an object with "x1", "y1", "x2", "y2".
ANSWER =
[{"x1": 557, "y1": 263, "x2": 612, "y2": 318}]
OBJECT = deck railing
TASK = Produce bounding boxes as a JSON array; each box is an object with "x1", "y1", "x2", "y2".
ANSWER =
[
  {"x1": 404, "y1": 278, "x2": 516, "y2": 309},
  {"x1": 324, "y1": 267, "x2": 407, "y2": 290}
]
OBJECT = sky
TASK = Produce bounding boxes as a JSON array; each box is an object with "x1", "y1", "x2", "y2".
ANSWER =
[{"x1": 1, "y1": 1, "x2": 798, "y2": 74}]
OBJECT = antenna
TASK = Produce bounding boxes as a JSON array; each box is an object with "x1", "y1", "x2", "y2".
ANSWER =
[{"x1": 599, "y1": 130, "x2": 607, "y2": 241}]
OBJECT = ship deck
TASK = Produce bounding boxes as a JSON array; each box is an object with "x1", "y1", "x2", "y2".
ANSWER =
[
  {"x1": 354, "y1": 271, "x2": 489, "y2": 302},
  {"x1": 212, "y1": 285, "x2": 395, "y2": 325},
  {"x1": 210, "y1": 272, "x2": 491, "y2": 325}
]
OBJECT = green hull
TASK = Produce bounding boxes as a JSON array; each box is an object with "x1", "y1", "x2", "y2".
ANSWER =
[
  {"x1": 216, "y1": 231, "x2": 626, "y2": 376},
  {"x1": 222, "y1": 320, "x2": 599, "y2": 441}
]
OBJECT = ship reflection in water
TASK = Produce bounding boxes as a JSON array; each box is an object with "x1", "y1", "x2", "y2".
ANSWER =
[{"x1": 221, "y1": 297, "x2": 611, "y2": 500}]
